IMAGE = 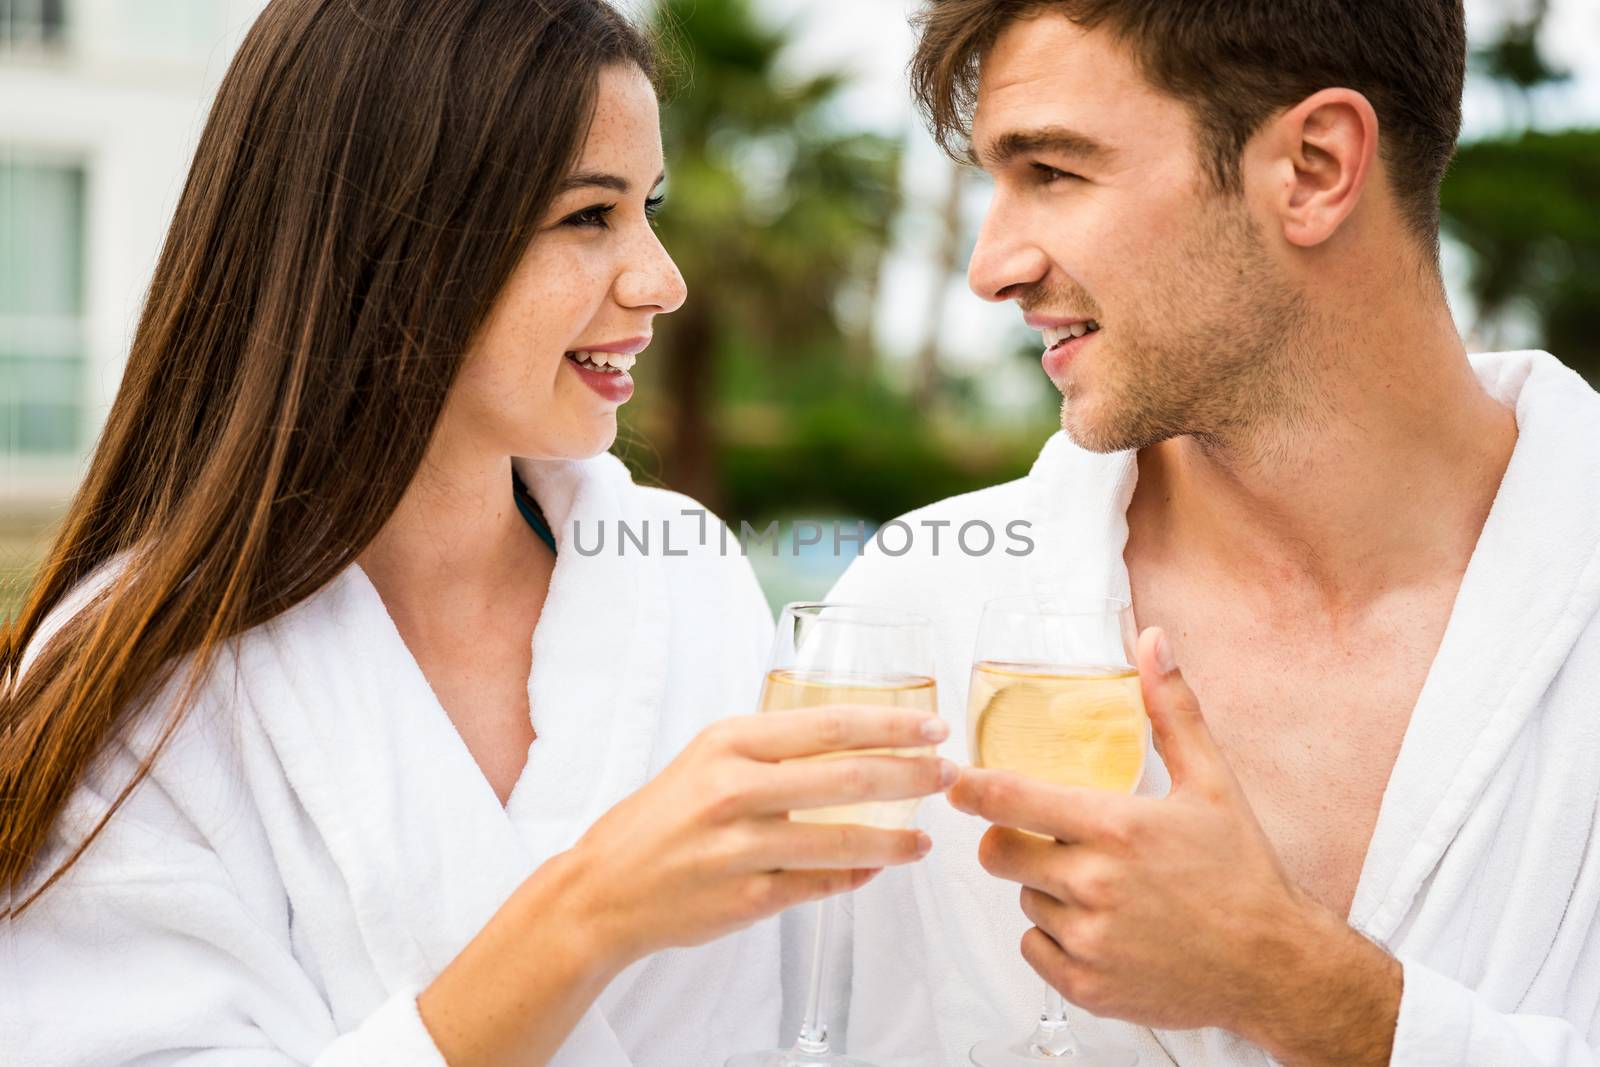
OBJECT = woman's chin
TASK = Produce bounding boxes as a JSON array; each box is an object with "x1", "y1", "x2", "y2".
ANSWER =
[
  {"x1": 576, "y1": 414, "x2": 620, "y2": 457},
  {"x1": 517, "y1": 416, "x2": 618, "y2": 461}
]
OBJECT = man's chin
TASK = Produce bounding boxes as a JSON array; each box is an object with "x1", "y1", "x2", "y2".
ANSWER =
[
  {"x1": 1061, "y1": 396, "x2": 1118, "y2": 454},
  {"x1": 1061, "y1": 398, "x2": 1169, "y2": 455}
]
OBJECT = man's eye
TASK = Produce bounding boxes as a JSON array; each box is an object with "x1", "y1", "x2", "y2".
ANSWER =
[
  {"x1": 1032, "y1": 162, "x2": 1082, "y2": 184},
  {"x1": 565, "y1": 203, "x2": 615, "y2": 229}
]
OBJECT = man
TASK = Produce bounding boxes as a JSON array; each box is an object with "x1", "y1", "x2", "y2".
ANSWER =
[{"x1": 825, "y1": 2, "x2": 1600, "y2": 1065}]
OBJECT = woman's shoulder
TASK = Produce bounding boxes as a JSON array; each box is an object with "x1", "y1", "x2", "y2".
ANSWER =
[
  {"x1": 622, "y1": 482, "x2": 772, "y2": 620},
  {"x1": 19, "y1": 642, "x2": 266, "y2": 906},
  {"x1": 15, "y1": 560, "x2": 328, "y2": 905},
  {"x1": 626, "y1": 482, "x2": 756, "y2": 563},
  {"x1": 16, "y1": 554, "x2": 366, "y2": 791},
  {"x1": 630, "y1": 481, "x2": 725, "y2": 526}
]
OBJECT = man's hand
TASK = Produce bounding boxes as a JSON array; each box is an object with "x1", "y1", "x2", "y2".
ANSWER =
[{"x1": 948, "y1": 627, "x2": 1403, "y2": 1067}]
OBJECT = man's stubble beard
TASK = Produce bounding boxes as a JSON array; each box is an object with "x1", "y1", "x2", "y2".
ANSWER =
[{"x1": 1060, "y1": 195, "x2": 1323, "y2": 459}]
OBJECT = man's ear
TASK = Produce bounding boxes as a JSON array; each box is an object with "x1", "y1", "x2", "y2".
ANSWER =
[{"x1": 1253, "y1": 88, "x2": 1379, "y2": 249}]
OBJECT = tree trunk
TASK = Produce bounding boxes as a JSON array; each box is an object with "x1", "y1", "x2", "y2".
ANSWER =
[
  {"x1": 662, "y1": 296, "x2": 720, "y2": 511},
  {"x1": 853, "y1": 130, "x2": 912, "y2": 371},
  {"x1": 914, "y1": 163, "x2": 965, "y2": 412}
]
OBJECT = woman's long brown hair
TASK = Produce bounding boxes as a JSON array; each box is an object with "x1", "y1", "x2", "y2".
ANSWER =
[{"x1": 1, "y1": 0, "x2": 655, "y2": 916}]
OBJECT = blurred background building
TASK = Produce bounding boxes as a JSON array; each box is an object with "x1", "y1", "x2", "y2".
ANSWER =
[
  {"x1": 2, "y1": 0, "x2": 264, "y2": 611},
  {"x1": 3, "y1": 0, "x2": 1599, "y2": 616}
]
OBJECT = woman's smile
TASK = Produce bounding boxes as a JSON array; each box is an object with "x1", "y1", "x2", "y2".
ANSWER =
[
  {"x1": 564, "y1": 349, "x2": 637, "y2": 403},
  {"x1": 562, "y1": 333, "x2": 650, "y2": 403}
]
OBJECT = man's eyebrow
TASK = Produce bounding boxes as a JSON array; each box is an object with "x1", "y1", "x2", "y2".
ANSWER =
[
  {"x1": 975, "y1": 127, "x2": 1114, "y2": 170},
  {"x1": 558, "y1": 171, "x2": 668, "y2": 194}
]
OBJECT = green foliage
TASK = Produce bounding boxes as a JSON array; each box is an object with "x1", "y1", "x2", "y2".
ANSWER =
[
  {"x1": 1447, "y1": 5, "x2": 1598, "y2": 383},
  {"x1": 1441, "y1": 128, "x2": 1600, "y2": 381},
  {"x1": 719, "y1": 387, "x2": 1048, "y2": 522},
  {"x1": 690, "y1": 332, "x2": 1054, "y2": 521},
  {"x1": 1472, "y1": 20, "x2": 1570, "y2": 95}
]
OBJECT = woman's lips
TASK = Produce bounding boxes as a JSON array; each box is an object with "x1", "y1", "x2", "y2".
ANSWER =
[{"x1": 564, "y1": 354, "x2": 635, "y2": 404}]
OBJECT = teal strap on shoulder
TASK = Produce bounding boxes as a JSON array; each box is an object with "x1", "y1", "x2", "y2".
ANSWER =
[{"x1": 512, "y1": 473, "x2": 557, "y2": 555}]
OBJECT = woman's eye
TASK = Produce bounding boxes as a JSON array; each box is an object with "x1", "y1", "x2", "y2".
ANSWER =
[
  {"x1": 565, "y1": 203, "x2": 616, "y2": 229},
  {"x1": 562, "y1": 197, "x2": 665, "y2": 230}
]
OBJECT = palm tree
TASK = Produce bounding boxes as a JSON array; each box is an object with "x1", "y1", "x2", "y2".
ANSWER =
[
  {"x1": 1442, "y1": 129, "x2": 1600, "y2": 378},
  {"x1": 643, "y1": 0, "x2": 900, "y2": 507}
]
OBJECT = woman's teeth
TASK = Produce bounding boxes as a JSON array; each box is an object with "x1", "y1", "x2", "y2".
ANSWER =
[
  {"x1": 566, "y1": 350, "x2": 636, "y2": 374},
  {"x1": 1042, "y1": 320, "x2": 1101, "y2": 348}
]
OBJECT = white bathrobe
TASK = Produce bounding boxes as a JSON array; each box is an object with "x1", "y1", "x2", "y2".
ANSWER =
[
  {"x1": 4, "y1": 452, "x2": 781, "y2": 1067},
  {"x1": 825, "y1": 350, "x2": 1600, "y2": 1066}
]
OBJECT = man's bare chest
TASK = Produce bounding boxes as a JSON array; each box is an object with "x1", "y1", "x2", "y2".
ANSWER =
[{"x1": 1131, "y1": 588, "x2": 1448, "y2": 915}]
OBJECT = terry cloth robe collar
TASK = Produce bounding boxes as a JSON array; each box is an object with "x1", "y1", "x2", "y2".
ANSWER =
[{"x1": 225, "y1": 451, "x2": 671, "y2": 1065}]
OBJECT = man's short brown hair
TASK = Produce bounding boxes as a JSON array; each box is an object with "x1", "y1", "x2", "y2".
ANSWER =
[{"x1": 910, "y1": 0, "x2": 1466, "y2": 246}]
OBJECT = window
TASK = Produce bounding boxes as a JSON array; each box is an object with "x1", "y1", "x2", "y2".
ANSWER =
[
  {"x1": 1, "y1": 156, "x2": 87, "y2": 457},
  {"x1": 2, "y1": 0, "x2": 68, "y2": 53}
]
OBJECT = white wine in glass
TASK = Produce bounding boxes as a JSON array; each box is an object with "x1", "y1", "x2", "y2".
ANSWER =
[
  {"x1": 760, "y1": 669, "x2": 939, "y2": 829},
  {"x1": 727, "y1": 603, "x2": 941, "y2": 1067},
  {"x1": 966, "y1": 596, "x2": 1146, "y2": 1067},
  {"x1": 968, "y1": 663, "x2": 1146, "y2": 793}
]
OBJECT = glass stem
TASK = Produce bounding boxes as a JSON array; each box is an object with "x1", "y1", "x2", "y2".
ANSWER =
[
  {"x1": 794, "y1": 896, "x2": 835, "y2": 1056},
  {"x1": 1028, "y1": 982, "x2": 1081, "y2": 1057}
]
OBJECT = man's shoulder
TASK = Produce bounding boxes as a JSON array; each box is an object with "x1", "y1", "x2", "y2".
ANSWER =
[
  {"x1": 828, "y1": 475, "x2": 1036, "y2": 610},
  {"x1": 1472, "y1": 349, "x2": 1600, "y2": 411},
  {"x1": 899, "y1": 474, "x2": 1034, "y2": 524},
  {"x1": 877, "y1": 471, "x2": 1034, "y2": 558}
]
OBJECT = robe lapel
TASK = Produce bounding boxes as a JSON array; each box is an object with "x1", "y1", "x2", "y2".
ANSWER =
[
  {"x1": 251, "y1": 564, "x2": 531, "y2": 980},
  {"x1": 1350, "y1": 352, "x2": 1600, "y2": 940},
  {"x1": 506, "y1": 454, "x2": 670, "y2": 860},
  {"x1": 1024, "y1": 432, "x2": 1139, "y2": 603},
  {"x1": 242, "y1": 456, "x2": 666, "y2": 1065}
]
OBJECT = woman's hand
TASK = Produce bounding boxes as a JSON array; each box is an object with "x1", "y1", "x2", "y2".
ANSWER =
[
  {"x1": 565, "y1": 703, "x2": 953, "y2": 963},
  {"x1": 418, "y1": 704, "x2": 948, "y2": 1067}
]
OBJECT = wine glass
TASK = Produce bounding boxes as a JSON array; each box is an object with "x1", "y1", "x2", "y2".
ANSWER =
[
  {"x1": 726, "y1": 602, "x2": 941, "y2": 1067},
  {"x1": 966, "y1": 594, "x2": 1147, "y2": 1067}
]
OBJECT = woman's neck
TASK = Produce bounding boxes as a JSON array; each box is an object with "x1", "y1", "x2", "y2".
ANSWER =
[{"x1": 359, "y1": 447, "x2": 549, "y2": 622}]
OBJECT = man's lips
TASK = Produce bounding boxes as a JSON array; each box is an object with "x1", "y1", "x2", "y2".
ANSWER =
[
  {"x1": 1042, "y1": 327, "x2": 1099, "y2": 382},
  {"x1": 1020, "y1": 311, "x2": 1102, "y2": 384},
  {"x1": 1023, "y1": 313, "x2": 1097, "y2": 331}
]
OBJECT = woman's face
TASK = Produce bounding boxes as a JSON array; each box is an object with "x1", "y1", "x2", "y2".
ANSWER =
[{"x1": 448, "y1": 64, "x2": 684, "y2": 463}]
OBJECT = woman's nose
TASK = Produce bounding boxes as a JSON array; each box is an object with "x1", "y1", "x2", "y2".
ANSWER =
[{"x1": 618, "y1": 228, "x2": 687, "y2": 314}]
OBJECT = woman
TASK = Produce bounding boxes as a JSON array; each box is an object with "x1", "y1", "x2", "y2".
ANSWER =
[{"x1": 0, "y1": 2, "x2": 950, "y2": 1064}]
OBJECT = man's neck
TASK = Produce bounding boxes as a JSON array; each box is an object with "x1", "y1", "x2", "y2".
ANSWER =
[{"x1": 1125, "y1": 307, "x2": 1517, "y2": 616}]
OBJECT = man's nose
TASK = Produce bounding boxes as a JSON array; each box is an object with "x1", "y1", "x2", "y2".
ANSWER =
[{"x1": 967, "y1": 202, "x2": 1050, "y2": 303}]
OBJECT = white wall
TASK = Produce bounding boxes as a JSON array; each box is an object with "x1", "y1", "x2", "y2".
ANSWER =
[{"x1": 1, "y1": 0, "x2": 266, "y2": 510}]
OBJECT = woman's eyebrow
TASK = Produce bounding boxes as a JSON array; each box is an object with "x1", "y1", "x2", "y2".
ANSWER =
[{"x1": 559, "y1": 171, "x2": 668, "y2": 193}]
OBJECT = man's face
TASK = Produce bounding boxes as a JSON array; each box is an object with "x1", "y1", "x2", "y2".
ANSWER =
[{"x1": 968, "y1": 13, "x2": 1309, "y2": 453}]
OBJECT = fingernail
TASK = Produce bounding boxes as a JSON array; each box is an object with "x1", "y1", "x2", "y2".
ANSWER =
[
  {"x1": 921, "y1": 717, "x2": 950, "y2": 742},
  {"x1": 1155, "y1": 629, "x2": 1178, "y2": 675},
  {"x1": 938, "y1": 759, "x2": 959, "y2": 788},
  {"x1": 915, "y1": 832, "x2": 932, "y2": 857}
]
